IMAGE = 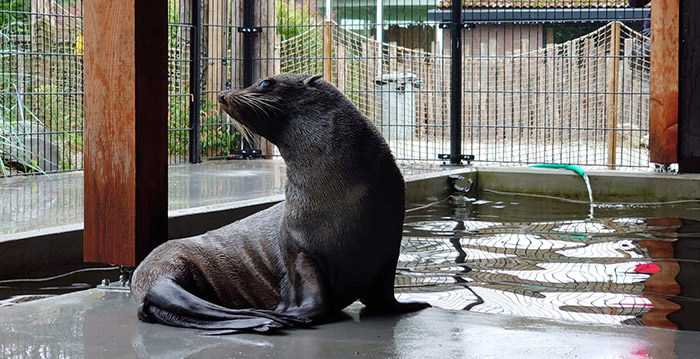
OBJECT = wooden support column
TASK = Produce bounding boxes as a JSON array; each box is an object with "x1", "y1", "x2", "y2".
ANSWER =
[
  {"x1": 253, "y1": 1, "x2": 277, "y2": 157},
  {"x1": 323, "y1": 20, "x2": 333, "y2": 83},
  {"x1": 649, "y1": 0, "x2": 679, "y2": 165},
  {"x1": 606, "y1": 22, "x2": 621, "y2": 169},
  {"x1": 678, "y1": 0, "x2": 700, "y2": 173},
  {"x1": 83, "y1": 0, "x2": 168, "y2": 266}
]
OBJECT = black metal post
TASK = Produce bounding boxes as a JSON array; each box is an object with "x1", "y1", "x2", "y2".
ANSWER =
[
  {"x1": 242, "y1": 0, "x2": 254, "y2": 87},
  {"x1": 241, "y1": 0, "x2": 255, "y2": 155},
  {"x1": 449, "y1": 0, "x2": 463, "y2": 165},
  {"x1": 189, "y1": 0, "x2": 202, "y2": 163}
]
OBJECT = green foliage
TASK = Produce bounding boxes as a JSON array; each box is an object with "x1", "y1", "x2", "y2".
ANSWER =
[
  {"x1": 0, "y1": 83, "x2": 49, "y2": 176},
  {"x1": 0, "y1": 0, "x2": 30, "y2": 35},
  {"x1": 167, "y1": 97, "x2": 242, "y2": 159},
  {"x1": 33, "y1": 84, "x2": 83, "y2": 171},
  {"x1": 276, "y1": 0, "x2": 319, "y2": 41},
  {"x1": 167, "y1": 95, "x2": 190, "y2": 158},
  {"x1": 168, "y1": 0, "x2": 180, "y2": 24},
  {"x1": 199, "y1": 100, "x2": 240, "y2": 158}
]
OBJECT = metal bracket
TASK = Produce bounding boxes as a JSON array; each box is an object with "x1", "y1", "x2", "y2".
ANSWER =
[
  {"x1": 655, "y1": 163, "x2": 677, "y2": 174},
  {"x1": 97, "y1": 266, "x2": 133, "y2": 292},
  {"x1": 237, "y1": 26, "x2": 262, "y2": 33},
  {"x1": 234, "y1": 149, "x2": 263, "y2": 160},
  {"x1": 439, "y1": 22, "x2": 474, "y2": 29},
  {"x1": 438, "y1": 154, "x2": 475, "y2": 165},
  {"x1": 448, "y1": 174, "x2": 474, "y2": 194}
]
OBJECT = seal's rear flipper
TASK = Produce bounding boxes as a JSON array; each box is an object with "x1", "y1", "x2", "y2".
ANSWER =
[{"x1": 138, "y1": 278, "x2": 311, "y2": 334}]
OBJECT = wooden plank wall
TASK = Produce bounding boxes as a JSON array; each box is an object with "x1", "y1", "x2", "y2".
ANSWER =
[{"x1": 83, "y1": 0, "x2": 168, "y2": 266}]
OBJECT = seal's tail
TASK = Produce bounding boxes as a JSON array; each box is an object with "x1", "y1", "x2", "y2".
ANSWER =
[{"x1": 137, "y1": 277, "x2": 310, "y2": 334}]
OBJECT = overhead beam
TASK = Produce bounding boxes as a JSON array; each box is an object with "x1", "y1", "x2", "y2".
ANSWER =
[{"x1": 83, "y1": 0, "x2": 168, "y2": 266}]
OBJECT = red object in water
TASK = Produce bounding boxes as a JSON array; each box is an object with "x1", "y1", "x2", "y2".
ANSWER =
[
  {"x1": 634, "y1": 263, "x2": 661, "y2": 273},
  {"x1": 631, "y1": 349, "x2": 650, "y2": 357}
]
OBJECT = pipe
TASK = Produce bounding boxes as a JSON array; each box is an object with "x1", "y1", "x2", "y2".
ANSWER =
[{"x1": 529, "y1": 163, "x2": 586, "y2": 178}]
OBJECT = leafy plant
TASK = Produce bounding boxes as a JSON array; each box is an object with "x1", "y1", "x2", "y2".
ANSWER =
[
  {"x1": 167, "y1": 96, "x2": 242, "y2": 159},
  {"x1": 276, "y1": 0, "x2": 319, "y2": 41},
  {"x1": 0, "y1": 0, "x2": 30, "y2": 35},
  {"x1": 0, "y1": 84, "x2": 50, "y2": 177},
  {"x1": 199, "y1": 100, "x2": 241, "y2": 158}
]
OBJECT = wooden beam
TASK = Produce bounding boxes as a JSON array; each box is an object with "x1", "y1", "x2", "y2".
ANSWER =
[
  {"x1": 649, "y1": 0, "x2": 679, "y2": 164},
  {"x1": 606, "y1": 22, "x2": 621, "y2": 169},
  {"x1": 678, "y1": 0, "x2": 700, "y2": 173},
  {"x1": 83, "y1": 0, "x2": 168, "y2": 266},
  {"x1": 323, "y1": 20, "x2": 333, "y2": 83}
]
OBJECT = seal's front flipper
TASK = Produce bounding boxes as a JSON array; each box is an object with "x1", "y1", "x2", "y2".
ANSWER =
[
  {"x1": 138, "y1": 277, "x2": 311, "y2": 334},
  {"x1": 275, "y1": 252, "x2": 332, "y2": 321},
  {"x1": 360, "y1": 256, "x2": 431, "y2": 314}
]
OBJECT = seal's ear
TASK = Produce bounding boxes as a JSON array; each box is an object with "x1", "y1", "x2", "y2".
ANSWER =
[{"x1": 304, "y1": 74, "x2": 323, "y2": 87}]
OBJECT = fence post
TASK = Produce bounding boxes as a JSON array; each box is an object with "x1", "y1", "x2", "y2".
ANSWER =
[
  {"x1": 606, "y1": 22, "x2": 621, "y2": 169},
  {"x1": 449, "y1": 0, "x2": 463, "y2": 165},
  {"x1": 189, "y1": 0, "x2": 202, "y2": 163},
  {"x1": 240, "y1": 0, "x2": 257, "y2": 156},
  {"x1": 323, "y1": 20, "x2": 333, "y2": 82}
]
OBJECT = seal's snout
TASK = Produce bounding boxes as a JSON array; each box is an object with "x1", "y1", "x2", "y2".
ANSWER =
[{"x1": 217, "y1": 93, "x2": 226, "y2": 105}]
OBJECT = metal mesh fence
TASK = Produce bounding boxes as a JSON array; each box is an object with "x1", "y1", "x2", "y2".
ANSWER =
[
  {"x1": 0, "y1": 0, "x2": 652, "y2": 175},
  {"x1": 0, "y1": 1, "x2": 83, "y2": 176}
]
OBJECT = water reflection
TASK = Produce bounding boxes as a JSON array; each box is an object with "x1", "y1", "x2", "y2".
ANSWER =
[{"x1": 397, "y1": 194, "x2": 700, "y2": 330}]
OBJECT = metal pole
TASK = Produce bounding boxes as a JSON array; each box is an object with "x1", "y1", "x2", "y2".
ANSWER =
[
  {"x1": 241, "y1": 0, "x2": 254, "y2": 154},
  {"x1": 377, "y1": 0, "x2": 383, "y2": 77},
  {"x1": 450, "y1": 0, "x2": 463, "y2": 165},
  {"x1": 242, "y1": 0, "x2": 254, "y2": 88},
  {"x1": 189, "y1": 0, "x2": 202, "y2": 163}
]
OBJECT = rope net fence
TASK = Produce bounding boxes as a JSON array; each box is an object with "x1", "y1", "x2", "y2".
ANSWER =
[{"x1": 279, "y1": 21, "x2": 650, "y2": 169}]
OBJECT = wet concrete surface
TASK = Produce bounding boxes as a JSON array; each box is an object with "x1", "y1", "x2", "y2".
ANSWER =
[
  {"x1": 0, "y1": 288, "x2": 698, "y2": 359},
  {"x1": 0, "y1": 160, "x2": 447, "y2": 235}
]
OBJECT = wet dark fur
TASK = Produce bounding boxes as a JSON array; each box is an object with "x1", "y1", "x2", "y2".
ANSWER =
[{"x1": 131, "y1": 73, "x2": 429, "y2": 334}]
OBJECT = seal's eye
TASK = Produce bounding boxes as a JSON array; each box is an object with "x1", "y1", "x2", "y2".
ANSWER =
[{"x1": 259, "y1": 80, "x2": 273, "y2": 89}]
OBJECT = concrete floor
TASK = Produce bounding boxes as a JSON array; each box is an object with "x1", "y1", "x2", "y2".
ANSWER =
[
  {"x1": 4, "y1": 161, "x2": 700, "y2": 358},
  {"x1": 1, "y1": 288, "x2": 698, "y2": 359},
  {"x1": 0, "y1": 159, "x2": 446, "y2": 236}
]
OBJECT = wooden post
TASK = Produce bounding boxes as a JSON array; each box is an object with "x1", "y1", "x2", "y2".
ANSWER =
[
  {"x1": 606, "y1": 22, "x2": 621, "y2": 169},
  {"x1": 677, "y1": 0, "x2": 700, "y2": 173},
  {"x1": 649, "y1": 0, "x2": 679, "y2": 165},
  {"x1": 206, "y1": 0, "x2": 226, "y2": 107},
  {"x1": 323, "y1": 20, "x2": 333, "y2": 83},
  {"x1": 83, "y1": 0, "x2": 168, "y2": 266},
  {"x1": 253, "y1": 0, "x2": 277, "y2": 157}
]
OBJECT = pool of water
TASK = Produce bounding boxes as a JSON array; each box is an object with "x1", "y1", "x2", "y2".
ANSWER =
[
  {"x1": 3, "y1": 190, "x2": 700, "y2": 331},
  {"x1": 397, "y1": 191, "x2": 700, "y2": 331}
]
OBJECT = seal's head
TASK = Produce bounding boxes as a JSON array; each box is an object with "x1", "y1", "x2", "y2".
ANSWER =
[{"x1": 218, "y1": 73, "x2": 363, "y2": 156}]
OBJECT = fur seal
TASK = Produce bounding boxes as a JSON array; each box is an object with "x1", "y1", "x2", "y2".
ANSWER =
[{"x1": 131, "y1": 73, "x2": 429, "y2": 334}]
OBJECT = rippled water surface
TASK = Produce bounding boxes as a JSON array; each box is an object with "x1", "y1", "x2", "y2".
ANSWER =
[
  {"x1": 397, "y1": 191, "x2": 700, "y2": 331},
  {"x1": 3, "y1": 190, "x2": 700, "y2": 331}
]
